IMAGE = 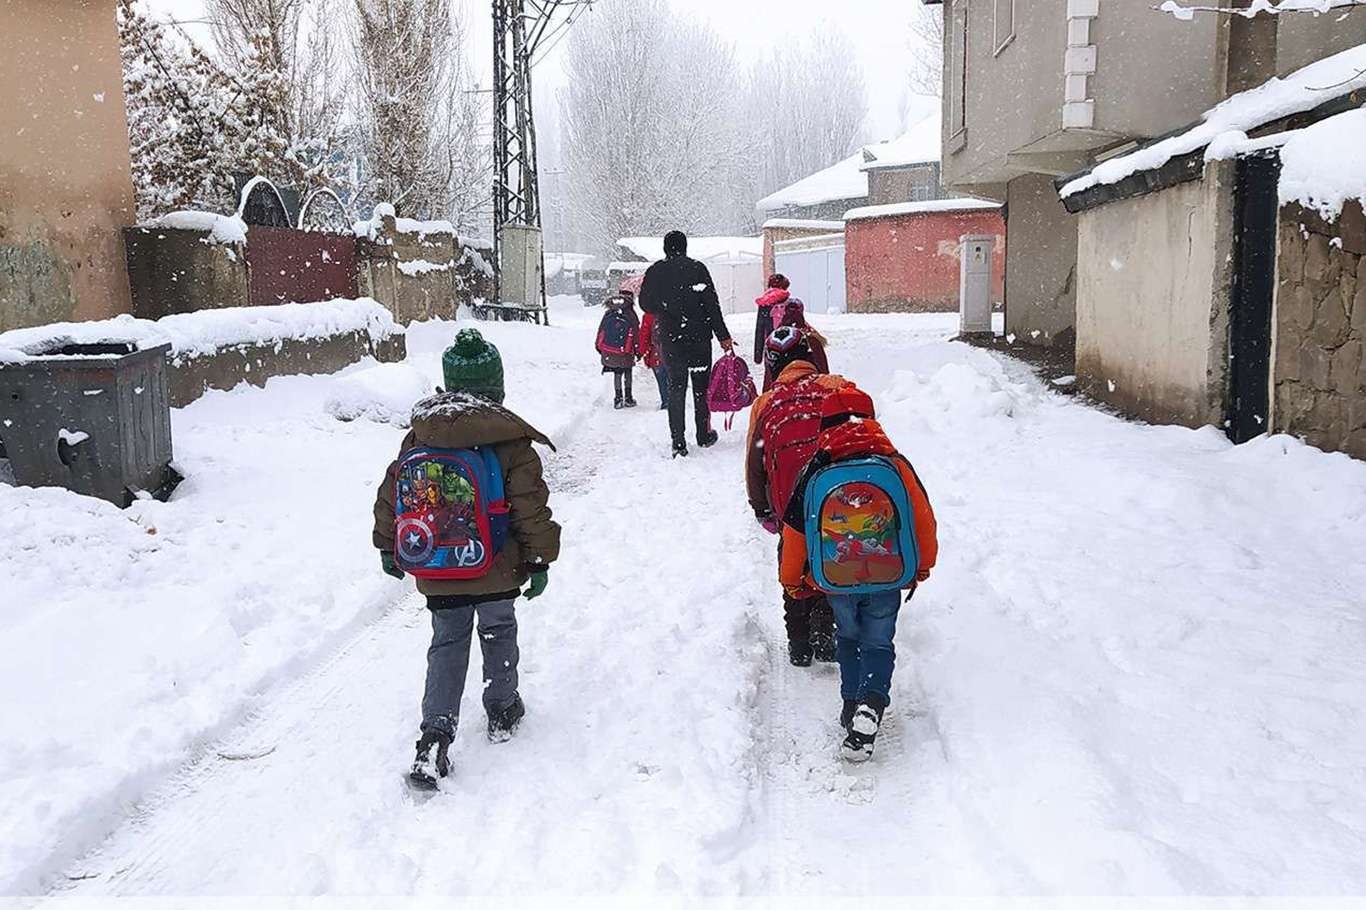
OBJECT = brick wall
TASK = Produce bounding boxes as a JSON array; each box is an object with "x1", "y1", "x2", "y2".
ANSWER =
[
  {"x1": 845, "y1": 209, "x2": 1005, "y2": 313},
  {"x1": 1273, "y1": 201, "x2": 1366, "y2": 459}
]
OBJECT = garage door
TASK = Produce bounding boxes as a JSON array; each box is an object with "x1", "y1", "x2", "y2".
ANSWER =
[{"x1": 773, "y1": 242, "x2": 846, "y2": 314}]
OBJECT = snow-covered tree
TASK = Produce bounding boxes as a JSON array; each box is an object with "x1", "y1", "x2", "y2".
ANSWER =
[
  {"x1": 117, "y1": 0, "x2": 294, "y2": 219},
  {"x1": 560, "y1": 0, "x2": 755, "y2": 254},
  {"x1": 205, "y1": 0, "x2": 346, "y2": 191},
  {"x1": 351, "y1": 0, "x2": 486, "y2": 225}
]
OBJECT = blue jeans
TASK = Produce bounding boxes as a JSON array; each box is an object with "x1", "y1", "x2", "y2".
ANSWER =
[{"x1": 829, "y1": 590, "x2": 902, "y2": 706}]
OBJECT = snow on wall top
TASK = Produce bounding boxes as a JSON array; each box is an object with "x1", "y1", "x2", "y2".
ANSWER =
[
  {"x1": 617, "y1": 236, "x2": 763, "y2": 263},
  {"x1": 1059, "y1": 43, "x2": 1366, "y2": 199},
  {"x1": 0, "y1": 298, "x2": 401, "y2": 365},
  {"x1": 352, "y1": 203, "x2": 469, "y2": 243},
  {"x1": 148, "y1": 211, "x2": 250, "y2": 245},
  {"x1": 1279, "y1": 106, "x2": 1366, "y2": 220},
  {"x1": 844, "y1": 198, "x2": 1002, "y2": 222},
  {"x1": 762, "y1": 218, "x2": 847, "y2": 232}
]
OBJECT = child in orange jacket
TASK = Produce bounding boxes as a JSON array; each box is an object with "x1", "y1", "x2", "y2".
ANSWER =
[{"x1": 778, "y1": 385, "x2": 937, "y2": 762}]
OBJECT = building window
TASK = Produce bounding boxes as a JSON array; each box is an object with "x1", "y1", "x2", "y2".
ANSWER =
[
  {"x1": 994, "y1": 0, "x2": 1015, "y2": 55},
  {"x1": 949, "y1": 0, "x2": 968, "y2": 138}
]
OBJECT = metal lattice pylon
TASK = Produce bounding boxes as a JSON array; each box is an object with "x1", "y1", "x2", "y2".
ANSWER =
[{"x1": 491, "y1": 0, "x2": 592, "y2": 323}]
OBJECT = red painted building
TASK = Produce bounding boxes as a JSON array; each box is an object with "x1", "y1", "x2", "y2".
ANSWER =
[{"x1": 844, "y1": 200, "x2": 1006, "y2": 314}]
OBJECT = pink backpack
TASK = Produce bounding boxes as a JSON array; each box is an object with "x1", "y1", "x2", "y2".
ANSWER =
[{"x1": 707, "y1": 352, "x2": 758, "y2": 430}]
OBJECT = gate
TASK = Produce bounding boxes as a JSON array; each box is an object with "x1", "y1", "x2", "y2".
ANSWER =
[
  {"x1": 1227, "y1": 152, "x2": 1280, "y2": 444},
  {"x1": 774, "y1": 236, "x2": 846, "y2": 315},
  {"x1": 246, "y1": 227, "x2": 358, "y2": 307}
]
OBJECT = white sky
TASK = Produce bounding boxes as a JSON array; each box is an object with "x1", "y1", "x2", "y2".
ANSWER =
[{"x1": 146, "y1": 0, "x2": 931, "y2": 141}]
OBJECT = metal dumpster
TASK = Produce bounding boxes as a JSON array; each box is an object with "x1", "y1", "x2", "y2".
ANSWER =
[{"x1": 0, "y1": 341, "x2": 180, "y2": 506}]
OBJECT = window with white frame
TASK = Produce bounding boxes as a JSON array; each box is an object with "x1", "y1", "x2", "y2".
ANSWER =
[{"x1": 994, "y1": 0, "x2": 1015, "y2": 55}]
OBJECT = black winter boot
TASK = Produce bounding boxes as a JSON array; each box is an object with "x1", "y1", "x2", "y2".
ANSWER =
[
  {"x1": 840, "y1": 697, "x2": 887, "y2": 763},
  {"x1": 811, "y1": 628, "x2": 836, "y2": 664},
  {"x1": 788, "y1": 641, "x2": 814, "y2": 667},
  {"x1": 672, "y1": 441, "x2": 689, "y2": 458},
  {"x1": 697, "y1": 429, "x2": 719, "y2": 448},
  {"x1": 613, "y1": 395, "x2": 625, "y2": 410},
  {"x1": 840, "y1": 699, "x2": 858, "y2": 730},
  {"x1": 624, "y1": 396, "x2": 638, "y2": 408},
  {"x1": 410, "y1": 729, "x2": 452, "y2": 789},
  {"x1": 487, "y1": 694, "x2": 526, "y2": 743}
]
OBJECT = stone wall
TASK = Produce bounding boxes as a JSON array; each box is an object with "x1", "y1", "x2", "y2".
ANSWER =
[
  {"x1": 1272, "y1": 201, "x2": 1366, "y2": 459},
  {"x1": 357, "y1": 214, "x2": 493, "y2": 325}
]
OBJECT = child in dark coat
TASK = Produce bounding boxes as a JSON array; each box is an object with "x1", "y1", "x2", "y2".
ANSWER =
[{"x1": 597, "y1": 291, "x2": 641, "y2": 409}]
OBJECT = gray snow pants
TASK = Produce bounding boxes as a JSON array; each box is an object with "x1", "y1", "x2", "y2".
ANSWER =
[{"x1": 421, "y1": 597, "x2": 520, "y2": 736}]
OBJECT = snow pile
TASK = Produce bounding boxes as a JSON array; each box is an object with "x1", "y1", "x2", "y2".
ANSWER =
[
  {"x1": 460, "y1": 245, "x2": 494, "y2": 279},
  {"x1": 149, "y1": 210, "x2": 249, "y2": 245},
  {"x1": 1278, "y1": 106, "x2": 1366, "y2": 220},
  {"x1": 881, "y1": 342, "x2": 1036, "y2": 429},
  {"x1": 0, "y1": 299, "x2": 401, "y2": 365},
  {"x1": 1060, "y1": 43, "x2": 1366, "y2": 197},
  {"x1": 845, "y1": 198, "x2": 1001, "y2": 222},
  {"x1": 324, "y1": 362, "x2": 435, "y2": 426}
]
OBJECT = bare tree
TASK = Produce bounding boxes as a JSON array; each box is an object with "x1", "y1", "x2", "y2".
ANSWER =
[
  {"x1": 744, "y1": 24, "x2": 868, "y2": 201},
  {"x1": 907, "y1": 3, "x2": 944, "y2": 99},
  {"x1": 560, "y1": 0, "x2": 753, "y2": 253}
]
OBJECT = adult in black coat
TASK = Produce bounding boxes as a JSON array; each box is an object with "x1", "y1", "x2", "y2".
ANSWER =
[{"x1": 639, "y1": 230, "x2": 735, "y2": 457}]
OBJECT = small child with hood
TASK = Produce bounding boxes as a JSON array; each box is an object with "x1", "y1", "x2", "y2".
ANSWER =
[
  {"x1": 596, "y1": 291, "x2": 641, "y2": 409},
  {"x1": 761, "y1": 297, "x2": 829, "y2": 392},
  {"x1": 373, "y1": 328, "x2": 561, "y2": 789},
  {"x1": 754, "y1": 273, "x2": 791, "y2": 364}
]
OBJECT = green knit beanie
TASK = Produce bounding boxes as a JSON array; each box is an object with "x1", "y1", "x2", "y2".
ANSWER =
[{"x1": 441, "y1": 328, "x2": 505, "y2": 403}]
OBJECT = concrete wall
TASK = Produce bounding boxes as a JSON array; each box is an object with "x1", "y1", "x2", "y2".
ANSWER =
[
  {"x1": 868, "y1": 164, "x2": 943, "y2": 207},
  {"x1": 124, "y1": 228, "x2": 250, "y2": 319},
  {"x1": 1276, "y1": 11, "x2": 1366, "y2": 75},
  {"x1": 1272, "y1": 202, "x2": 1366, "y2": 460},
  {"x1": 845, "y1": 209, "x2": 1004, "y2": 314},
  {"x1": 0, "y1": 0, "x2": 136, "y2": 332},
  {"x1": 1005, "y1": 173, "x2": 1078, "y2": 347},
  {"x1": 1075, "y1": 163, "x2": 1235, "y2": 427}
]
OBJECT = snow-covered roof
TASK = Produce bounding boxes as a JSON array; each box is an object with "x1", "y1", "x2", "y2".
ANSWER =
[
  {"x1": 606, "y1": 261, "x2": 651, "y2": 273},
  {"x1": 1060, "y1": 43, "x2": 1366, "y2": 199},
  {"x1": 844, "y1": 198, "x2": 1001, "y2": 222},
  {"x1": 1279, "y1": 106, "x2": 1366, "y2": 221},
  {"x1": 617, "y1": 236, "x2": 763, "y2": 263},
  {"x1": 860, "y1": 111, "x2": 942, "y2": 173},
  {"x1": 757, "y1": 114, "x2": 945, "y2": 214},
  {"x1": 755, "y1": 153, "x2": 869, "y2": 214},
  {"x1": 762, "y1": 218, "x2": 847, "y2": 232}
]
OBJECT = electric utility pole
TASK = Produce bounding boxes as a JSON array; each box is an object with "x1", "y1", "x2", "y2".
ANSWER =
[{"x1": 491, "y1": 0, "x2": 592, "y2": 323}]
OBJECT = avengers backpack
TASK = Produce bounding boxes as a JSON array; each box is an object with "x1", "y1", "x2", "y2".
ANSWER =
[
  {"x1": 393, "y1": 446, "x2": 508, "y2": 579},
  {"x1": 802, "y1": 455, "x2": 919, "y2": 594}
]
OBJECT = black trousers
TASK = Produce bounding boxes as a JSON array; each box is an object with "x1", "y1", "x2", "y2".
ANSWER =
[
  {"x1": 665, "y1": 353, "x2": 712, "y2": 446},
  {"x1": 611, "y1": 369, "x2": 633, "y2": 401}
]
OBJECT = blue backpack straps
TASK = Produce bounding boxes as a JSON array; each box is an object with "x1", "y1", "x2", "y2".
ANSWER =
[
  {"x1": 803, "y1": 455, "x2": 919, "y2": 595},
  {"x1": 478, "y1": 445, "x2": 509, "y2": 552}
]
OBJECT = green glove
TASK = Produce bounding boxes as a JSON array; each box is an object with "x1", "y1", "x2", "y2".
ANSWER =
[
  {"x1": 381, "y1": 551, "x2": 404, "y2": 579},
  {"x1": 523, "y1": 570, "x2": 549, "y2": 600}
]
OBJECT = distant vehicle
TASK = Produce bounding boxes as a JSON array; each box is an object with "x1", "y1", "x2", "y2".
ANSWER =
[
  {"x1": 579, "y1": 261, "x2": 609, "y2": 306},
  {"x1": 607, "y1": 261, "x2": 650, "y2": 294}
]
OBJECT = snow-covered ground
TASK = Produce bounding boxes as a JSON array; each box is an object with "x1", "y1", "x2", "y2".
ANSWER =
[{"x1": 6, "y1": 299, "x2": 1366, "y2": 898}]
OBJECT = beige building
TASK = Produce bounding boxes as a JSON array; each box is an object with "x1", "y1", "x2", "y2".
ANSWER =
[
  {"x1": 930, "y1": 0, "x2": 1366, "y2": 348},
  {"x1": 1, "y1": 0, "x2": 137, "y2": 332}
]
